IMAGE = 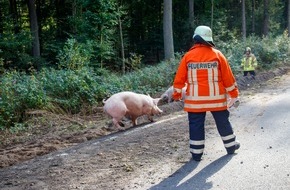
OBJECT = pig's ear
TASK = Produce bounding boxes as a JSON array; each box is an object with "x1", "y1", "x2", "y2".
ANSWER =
[{"x1": 153, "y1": 98, "x2": 161, "y2": 105}]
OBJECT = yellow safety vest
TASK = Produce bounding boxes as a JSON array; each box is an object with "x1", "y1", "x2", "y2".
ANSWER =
[{"x1": 241, "y1": 54, "x2": 258, "y2": 71}]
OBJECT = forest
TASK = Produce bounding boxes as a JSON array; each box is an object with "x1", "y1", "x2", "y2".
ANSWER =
[{"x1": 0, "y1": 0, "x2": 290, "y2": 130}]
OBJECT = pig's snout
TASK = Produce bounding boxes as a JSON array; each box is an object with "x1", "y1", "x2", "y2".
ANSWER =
[{"x1": 161, "y1": 94, "x2": 169, "y2": 101}]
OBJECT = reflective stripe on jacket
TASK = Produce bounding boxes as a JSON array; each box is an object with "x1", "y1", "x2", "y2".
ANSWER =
[
  {"x1": 173, "y1": 44, "x2": 239, "y2": 112},
  {"x1": 241, "y1": 54, "x2": 257, "y2": 71}
]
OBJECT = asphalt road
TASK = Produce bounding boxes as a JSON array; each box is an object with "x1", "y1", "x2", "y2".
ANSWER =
[{"x1": 149, "y1": 75, "x2": 290, "y2": 190}]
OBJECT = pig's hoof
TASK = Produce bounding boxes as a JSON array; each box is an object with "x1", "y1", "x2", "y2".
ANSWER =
[
  {"x1": 118, "y1": 122, "x2": 125, "y2": 127},
  {"x1": 106, "y1": 126, "x2": 116, "y2": 131},
  {"x1": 117, "y1": 127, "x2": 126, "y2": 131}
]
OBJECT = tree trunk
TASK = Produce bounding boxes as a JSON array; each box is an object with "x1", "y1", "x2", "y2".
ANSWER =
[
  {"x1": 189, "y1": 0, "x2": 194, "y2": 29},
  {"x1": 55, "y1": 0, "x2": 66, "y2": 38},
  {"x1": 0, "y1": 3, "x2": 3, "y2": 33},
  {"x1": 263, "y1": 0, "x2": 269, "y2": 36},
  {"x1": 211, "y1": 0, "x2": 214, "y2": 29},
  {"x1": 118, "y1": 8, "x2": 125, "y2": 74},
  {"x1": 163, "y1": 0, "x2": 174, "y2": 61},
  {"x1": 27, "y1": 0, "x2": 40, "y2": 57},
  {"x1": 242, "y1": 0, "x2": 246, "y2": 41},
  {"x1": 72, "y1": 0, "x2": 77, "y2": 33},
  {"x1": 288, "y1": 0, "x2": 290, "y2": 36},
  {"x1": 251, "y1": 0, "x2": 255, "y2": 34},
  {"x1": 9, "y1": 0, "x2": 20, "y2": 33},
  {"x1": 36, "y1": 0, "x2": 43, "y2": 54}
]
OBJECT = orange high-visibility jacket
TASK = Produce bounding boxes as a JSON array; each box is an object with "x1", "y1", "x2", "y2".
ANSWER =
[{"x1": 173, "y1": 44, "x2": 239, "y2": 112}]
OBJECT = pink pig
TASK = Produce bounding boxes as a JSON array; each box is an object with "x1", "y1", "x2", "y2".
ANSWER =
[{"x1": 103, "y1": 91, "x2": 163, "y2": 129}]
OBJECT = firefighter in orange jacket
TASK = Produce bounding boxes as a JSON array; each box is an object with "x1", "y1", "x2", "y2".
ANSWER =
[{"x1": 172, "y1": 25, "x2": 240, "y2": 161}]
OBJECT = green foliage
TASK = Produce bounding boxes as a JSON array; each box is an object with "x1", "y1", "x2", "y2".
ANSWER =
[
  {"x1": 0, "y1": 53, "x2": 180, "y2": 130},
  {"x1": 217, "y1": 33, "x2": 290, "y2": 73},
  {"x1": 70, "y1": 0, "x2": 120, "y2": 68},
  {"x1": 272, "y1": 30, "x2": 290, "y2": 63},
  {"x1": 38, "y1": 67, "x2": 102, "y2": 113},
  {"x1": 103, "y1": 53, "x2": 181, "y2": 96},
  {"x1": 0, "y1": 49, "x2": 4, "y2": 74},
  {"x1": 57, "y1": 38, "x2": 94, "y2": 70},
  {"x1": 0, "y1": 31, "x2": 33, "y2": 71},
  {"x1": 245, "y1": 34, "x2": 290, "y2": 70},
  {"x1": 0, "y1": 71, "x2": 48, "y2": 129},
  {"x1": 1, "y1": 34, "x2": 290, "y2": 131},
  {"x1": 1, "y1": 0, "x2": 289, "y2": 74},
  {"x1": 124, "y1": 53, "x2": 144, "y2": 71}
]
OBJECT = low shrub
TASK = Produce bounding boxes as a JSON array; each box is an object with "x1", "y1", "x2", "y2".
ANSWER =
[{"x1": 1, "y1": 34, "x2": 290, "y2": 131}]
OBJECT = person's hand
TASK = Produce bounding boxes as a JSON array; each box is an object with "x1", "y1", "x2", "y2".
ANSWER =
[
  {"x1": 228, "y1": 98, "x2": 240, "y2": 108},
  {"x1": 172, "y1": 92, "x2": 182, "y2": 101}
]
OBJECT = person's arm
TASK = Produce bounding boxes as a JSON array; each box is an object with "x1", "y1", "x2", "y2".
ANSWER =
[
  {"x1": 172, "y1": 56, "x2": 188, "y2": 100},
  {"x1": 241, "y1": 56, "x2": 245, "y2": 68},
  {"x1": 219, "y1": 52, "x2": 239, "y2": 99},
  {"x1": 252, "y1": 54, "x2": 258, "y2": 68}
]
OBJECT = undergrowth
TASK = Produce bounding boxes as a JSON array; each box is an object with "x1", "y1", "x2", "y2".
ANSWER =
[{"x1": 0, "y1": 34, "x2": 290, "y2": 131}]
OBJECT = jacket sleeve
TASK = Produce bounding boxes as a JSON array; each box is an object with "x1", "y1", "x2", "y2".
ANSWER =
[
  {"x1": 173, "y1": 55, "x2": 188, "y2": 93},
  {"x1": 241, "y1": 57, "x2": 245, "y2": 67},
  {"x1": 219, "y1": 52, "x2": 239, "y2": 98},
  {"x1": 252, "y1": 55, "x2": 258, "y2": 67}
]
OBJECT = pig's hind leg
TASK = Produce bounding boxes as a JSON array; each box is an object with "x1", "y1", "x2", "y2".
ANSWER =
[
  {"x1": 110, "y1": 111, "x2": 127, "y2": 130},
  {"x1": 112, "y1": 117, "x2": 125, "y2": 130},
  {"x1": 147, "y1": 114, "x2": 154, "y2": 122}
]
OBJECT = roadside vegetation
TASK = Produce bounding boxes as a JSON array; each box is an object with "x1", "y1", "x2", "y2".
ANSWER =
[
  {"x1": 1, "y1": 0, "x2": 290, "y2": 137},
  {"x1": 1, "y1": 33, "x2": 290, "y2": 132}
]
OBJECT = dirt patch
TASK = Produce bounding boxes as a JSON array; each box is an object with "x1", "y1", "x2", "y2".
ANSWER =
[
  {"x1": 0, "y1": 66, "x2": 289, "y2": 169},
  {"x1": 0, "y1": 100, "x2": 184, "y2": 169}
]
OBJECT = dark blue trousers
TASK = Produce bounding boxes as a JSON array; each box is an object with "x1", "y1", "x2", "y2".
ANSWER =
[{"x1": 188, "y1": 110, "x2": 236, "y2": 160}]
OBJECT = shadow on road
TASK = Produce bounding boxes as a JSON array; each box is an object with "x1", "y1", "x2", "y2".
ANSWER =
[{"x1": 149, "y1": 154, "x2": 234, "y2": 190}]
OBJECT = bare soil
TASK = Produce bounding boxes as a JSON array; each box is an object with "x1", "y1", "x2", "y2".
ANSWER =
[{"x1": 0, "y1": 66, "x2": 289, "y2": 190}]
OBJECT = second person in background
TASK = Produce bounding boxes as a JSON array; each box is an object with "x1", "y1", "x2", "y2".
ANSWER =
[{"x1": 241, "y1": 47, "x2": 258, "y2": 79}]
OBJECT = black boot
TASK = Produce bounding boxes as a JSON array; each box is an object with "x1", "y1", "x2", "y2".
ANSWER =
[
  {"x1": 191, "y1": 153, "x2": 202, "y2": 161},
  {"x1": 227, "y1": 142, "x2": 240, "y2": 154}
]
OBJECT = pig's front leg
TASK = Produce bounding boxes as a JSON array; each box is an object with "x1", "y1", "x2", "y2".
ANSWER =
[
  {"x1": 147, "y1": 114, "x2": 154, "y2": 122},
  {"x1": 131, "y1": 116, "x2": 138, "y2": 126}
]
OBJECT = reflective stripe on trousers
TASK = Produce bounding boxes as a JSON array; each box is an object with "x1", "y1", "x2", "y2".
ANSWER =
[{"x1": 188, "y1": 110, "x2": 236, "y2": 157}]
